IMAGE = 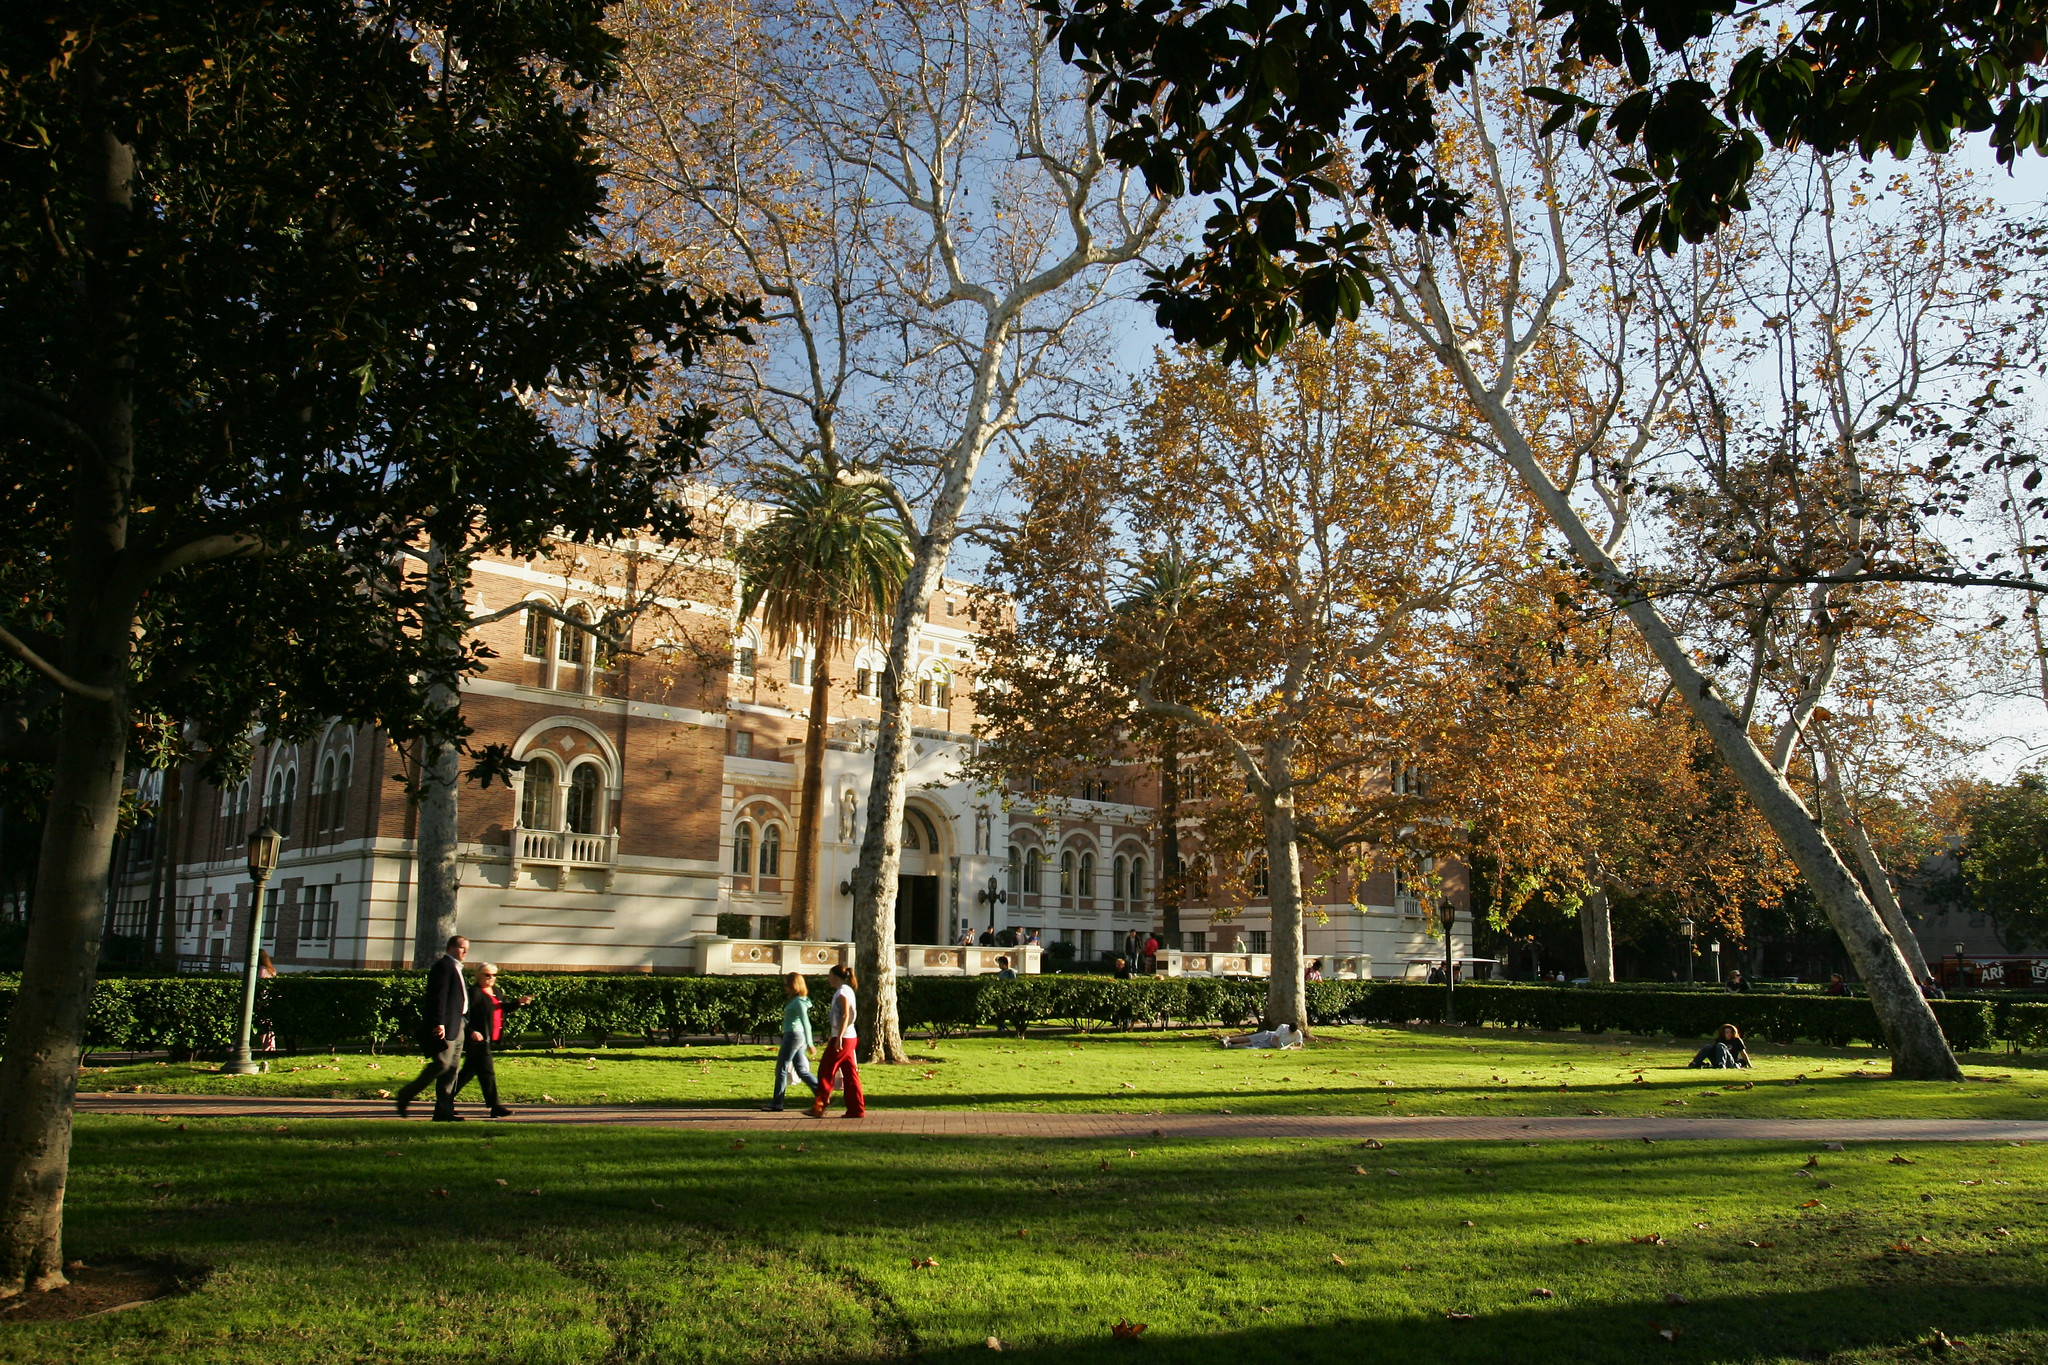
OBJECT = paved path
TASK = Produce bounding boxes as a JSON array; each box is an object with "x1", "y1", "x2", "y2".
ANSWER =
[{"x1": 74, "y1": 1094, "x2": 2048, "y2": 1143}]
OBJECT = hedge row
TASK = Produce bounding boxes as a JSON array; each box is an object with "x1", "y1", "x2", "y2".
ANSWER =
[{"x1": 0, "y1": 973, "x2": 2038, "y2": 1054}]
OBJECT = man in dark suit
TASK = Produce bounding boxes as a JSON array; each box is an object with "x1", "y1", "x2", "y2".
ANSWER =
[{"x1": 395, "y1": 935, "x2": 470, "y2": 1121}]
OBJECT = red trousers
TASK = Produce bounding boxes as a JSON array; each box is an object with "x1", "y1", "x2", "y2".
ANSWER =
[{"x1": 817, "y1": 1038, "x2": 865, "y2": 1115}]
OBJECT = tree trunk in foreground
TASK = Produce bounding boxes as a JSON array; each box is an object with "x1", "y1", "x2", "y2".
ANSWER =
[
  {"x1": 1464, "y1": 384, "x2": 1961, "y2": 1079},
  {"x1": 412, "y1": 728, "x2": 461, "y2": 969},
  {"x1": 851, "y1": 659, "x2": 910, "y2": 1064},
  {"x1": 790, "y1": 640, "x2": 833, "y2": 941},
  {"x1": 0, "y1": 113, "x2": 140, "y2": 1296},
  {"x1": 1260, "y1": 749, "x2": 1308, "y2": 1033},
  {"x1": 1580, "y1": 885, "x2": 1615, "y2": 985},
  {"x1": 1159, "y1": 739, "x2": 1182, "y2": 946}
]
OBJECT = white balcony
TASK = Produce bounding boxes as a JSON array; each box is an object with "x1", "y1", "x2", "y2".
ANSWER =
[{"x1": 509, "y1": 826, "x2": 618, "y2": 889}]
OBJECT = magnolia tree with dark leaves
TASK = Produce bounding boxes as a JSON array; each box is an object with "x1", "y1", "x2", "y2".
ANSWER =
[{"x1": 0, "y1": 0, "x2": 750, "y2": 1297}]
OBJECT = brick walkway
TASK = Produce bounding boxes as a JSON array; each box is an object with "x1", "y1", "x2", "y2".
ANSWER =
[{"x1": 74, "y1": 1094, "x2": 2048, "y2": 1143}]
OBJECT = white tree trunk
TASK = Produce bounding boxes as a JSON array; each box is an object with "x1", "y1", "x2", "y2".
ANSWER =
[
  {"x1": 1260, "y1": 747, "x2": 1308, "y2": 1032},
  {"x1": 1579, "y1": 885, "x2": 1615, "y2": 985}
]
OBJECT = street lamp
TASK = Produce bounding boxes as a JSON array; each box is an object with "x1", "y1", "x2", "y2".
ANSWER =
[
  {"x1": 1954, "y1": 941, "x2": 1968, "y2": 987},
  {"x1": 977, "y1": 876, "x2": 1006, "y2": 932},
  {"x1": 221, "y1": 821, "x2": 282, "y2": 1076},
  {"x1": 1710, "y1": 940, "x2": 1722, "y2": 984},
  {"x1": 1439, "y1": 901, "x2": 1458, "y2": 1026},
  {"x1": 1681, "y1": 917, "x2": 1696, "y2": 986}
]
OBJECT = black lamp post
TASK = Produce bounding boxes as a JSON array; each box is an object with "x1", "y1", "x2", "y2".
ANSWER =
[
  {"x1": 222, "y1": 821, "x2": 282, "y2": 1076},
  {"x1": 1710, "y1": 940, "x2": 1722, "y2": 984},
  {"x1": 1681, "y1": 917, "x2": 1696, "y2": 986},
  {"x1": 1440, "y1": 901, "x2": 1458, "y2": 1025}
]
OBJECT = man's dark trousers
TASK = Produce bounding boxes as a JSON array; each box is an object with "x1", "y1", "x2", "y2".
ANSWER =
[{"x1": 398, "y1": 1035, "x2": 464, "y2": 1116}]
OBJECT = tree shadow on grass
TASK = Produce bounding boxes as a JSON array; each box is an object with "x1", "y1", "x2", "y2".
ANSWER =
[{"x1": 880, "y1": 1286, "x2": 2047, "y2": 1365}]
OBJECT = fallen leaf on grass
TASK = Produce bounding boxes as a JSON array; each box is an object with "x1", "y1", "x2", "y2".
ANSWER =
[
  {"x1": 494, "y1": 1178, "x2": 507, "y2": 1186},
  {"x1": 1445, "y1": 1312, "x2": 1475, "y2": 1322},
  {"x1": 1110, "y1": 1319, "x2": 1146, "y2": 1339},
  {"x1": 1461, "y1": 1220, "x2": 1476, "y2": 1227},
  {"x1": 432, "y1": 1187, "x2": 449, "y2": 1199},
  {"x1": 1661, "y1": 1099, "x2": 1688, "y2": 1107},
  {"x1": 1664, "y1": 1292, "x2": 1690, "y2": 1306},
  {"x1": 1743, "y1": 1240, "x2": 1775, "y2": 1249},
  {"x1": 1151, "y1": 1129, "x2": 1164, "y2": 1139},
  {"x1": 1098, "y1": 1160, "x2": 1112, "y2": 1172},
  {"x1": 1823, "y1": 1142, "x2": 1845, "y2": 1151},
  {"x1": 1629, "y1": 1234, "x2": 1667, "y2": 1246},
  {"x1": 1799, "y1": 1199, "x2": 1826, "y2": 1209},
  {"x1": 1802, "y1": 1156, "x2": 1821, "y2": 1169},
  {"x1": 1331, "y1": 1254, "x2": 1347, "y2": 1266},
  {"x1": 911, "y1": 1257, "x2": 938, "y2": 1270},
  {"x1": 527, "y1": 1188, "x2": 542, "y2": 1196},
  {"x1": 1531, "y1": 1288, "x2": 1555, "y2": 1299},
  {"x1": 1359, "y1": 1138, "x2": 1385, "y2": 1150},
  {"x1": 1017, "y1": 1228, "x2": 1029, "y2": 1238},
  {"x1": 384, "y1": 1150, "x2": 402, "y2": 1158},
  {"x1": 1573, "y1": 1238, "x2": 1592, "y2": 1246},
  {"x1": 376, "y1": 1089, "x2": 393, "y2": 1099},
  {"x1": 1294, "y1": 1213, "x2": 1308, "y2": 1224},
  {"x1": 274, "y1": 1125, "x2": 289, "y2": 1135},
  {"x1": 1351, "y1": 1165, "x2": 1370, "y2": 1175},
  {"x1": 1692, "y1": 1222, "x2": 1710, "y2": 1229},
  {"x1": 986, "y1": 1337, "x2": 1004, "y2": 1351},
  {"x1": 1991, "y1": 1227, "x2": 2012, "y2": 1238},
  {"x1": 1655, "y1": 1324, "x2": 1682, "y2": 1342}
]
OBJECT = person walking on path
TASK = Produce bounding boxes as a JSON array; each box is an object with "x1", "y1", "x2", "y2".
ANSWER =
[
  {"x1": 765, "y1": 972, "x2": 822, "y2": 1112},
  {"x1": 396, "y1": 935, "x2": 470, "y2": 1121},
  {"x1": 455, "y1": 963, "x2": 532, "y2": 1118},
  {"x1": 809, "y1": 963, "x2": 865, "y2": 1118}
]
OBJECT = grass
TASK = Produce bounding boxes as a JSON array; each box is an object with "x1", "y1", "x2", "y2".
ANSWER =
[
  {"x1": 78, "y1": 1025, "x2": 2048, "y2": 1120},
  {"x1": 3, "y1": 1117, "x2": 2043, "y2": 1363}
]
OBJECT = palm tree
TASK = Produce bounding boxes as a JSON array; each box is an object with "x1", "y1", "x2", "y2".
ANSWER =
[{"x1": 736, "y1": 464, "x2": 910, "y2": 940}]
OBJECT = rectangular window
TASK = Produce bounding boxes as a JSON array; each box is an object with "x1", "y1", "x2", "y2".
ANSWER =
[
  {"x1": 1190, "y1": 931, "x2": 1206, "y2": 951},
  {"x1": 856, "y1": 668, "x2": 874, "y2": 697},
  {"x1": 302, "y1": 885, "x2": 335, "y2": 945},
  {"x1": 916, "y1": 678, "x2": 933, "y2": 706},
  {"x1": 261, "y1": 886, "x2": 280, "y2": 947},
  {"x1": 935, "y1": 681, "x2": 950, "y2": 709},
  {"x1": 1249, "y1": 930, "x2": 1268, "y2": 954},
  {"x1": 1079, "y1": 930, "x2": 1096, "y2": 958},
  {"x1": 735, "y1": 647, "x2": 756, "y2": 679},
  {"x1": 945, "y1": 599, "x2": 955, "y2": 617},
  {"x1": 790, "y1": 655, "x2": 807, "y2": 685},
  {"x1": 733, "y1": 730, "x2": 753, "y2": 759}
]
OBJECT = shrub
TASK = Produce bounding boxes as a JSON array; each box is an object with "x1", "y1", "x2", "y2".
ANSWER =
[{"x1": 0, "y1": 972, "x2": 2015, "y2": 1054}]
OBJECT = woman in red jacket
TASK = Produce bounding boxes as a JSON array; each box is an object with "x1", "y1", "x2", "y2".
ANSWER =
[{"x1": 456, "y1": 963, "x2": 533, "y2": 1118}]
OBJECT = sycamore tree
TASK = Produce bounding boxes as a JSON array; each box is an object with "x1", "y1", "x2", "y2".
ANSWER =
[
  {"x1": 1337, "y1": 12, "x2": 2037, "y2": 1077},
  {"x1": 598, "y1": 0, "x2": 1169, "y2": 1060},
  {"x1": 979, "y1": 327, "x2": 1533, "y2": 1030},
  {"x1": 0, "y1": 0, "x2": 748, "y2": 1296}
]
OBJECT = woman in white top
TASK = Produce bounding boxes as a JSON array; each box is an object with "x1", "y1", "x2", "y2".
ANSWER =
[{"x1": 809, "y1": 963, "x2": 866, "y2": 1117}]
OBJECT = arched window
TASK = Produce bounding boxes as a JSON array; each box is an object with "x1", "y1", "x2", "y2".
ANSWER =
[
  {"x1": 593, "y1": 612, "x2": 620, "y2": 670},
  {"x1": 902, "y1": 808, "x2": 938, "y2": 853},
  {"x1": 758, "y1": 823, "x2": 782, "y2": 877},
  {"x1": 330, "y1": 752, "x2": 352, "y2": 832},
  {"x1": 316, "y1": 755, "x2": 335, "y2": 832},
  {"x1": 278, "y1": 767, "x2": 296, "y2": 839},
  {"x1": 1129, "y1": 856, "x2": 1146, "y2": 904},
  {"x1": 1059, "y1": 849, "x2": 1075, "y2": 898},
  {"x1": 1113, "y1": 855, "x2": 1128, "y2": 907},
  {"x1": 1006, "y1": 845, "x2": 1022, "y2": 896},
  {"x1": 731, "y1": 820, "x2": 754, "y2": 876},
  {"x1": 558, "y1": 606, "x2": 588, "y2": 665},
  {"x1": 1079, "y1": 851, "x2": 1095, "y2": 901},
  {"x1": 520, "y1": 757, "x2": 559, "y2": 830},
  {"x1": 1250, "y1": 854, "x2": 1269, "y2": 897},
  {"x1": 264, "y1": 769, "x2": 285, "y2": 834},
  {"x1": 1023, "y1": 846, "x2": 1042, "y2": 894},
  {"x1": 564, "y1": 764, "x2": 603, "y2": 834},
  {"x1": 524, "y1": 603, "x2": 552, "y2": 658},
  {"x1": 227, "y1": 779, "x2": 249, "y2": 847}
]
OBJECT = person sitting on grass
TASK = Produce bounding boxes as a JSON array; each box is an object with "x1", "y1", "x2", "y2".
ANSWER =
[
  {"x1": 763, "y1": 972, "x2": 821, "y2": 1113},
  {"x1": 1688, "y1": 1023, "x2": 1753, "y2": 1069}
]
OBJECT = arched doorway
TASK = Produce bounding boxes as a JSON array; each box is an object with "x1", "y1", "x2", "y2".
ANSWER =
[{"x1": 897, "y1": 806, "x2": 944, "y2": 944}]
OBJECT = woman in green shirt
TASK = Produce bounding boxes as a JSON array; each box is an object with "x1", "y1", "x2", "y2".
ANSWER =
[{"x1": 765, "y1": 972, "x2": 822, "y2": 1111}]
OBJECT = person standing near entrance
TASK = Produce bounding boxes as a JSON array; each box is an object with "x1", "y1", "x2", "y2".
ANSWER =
[
  {"x1": 396, "y1": 935, "x2": 469, "y2": 1121},
  {"x1": 809, "y1": 963, "x2": 865, "y2": 1118}
]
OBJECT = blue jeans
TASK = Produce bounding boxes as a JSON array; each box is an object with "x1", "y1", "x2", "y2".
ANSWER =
[{"x1": 773, "y1": 1031, "x2": 820, "y2": 1107}]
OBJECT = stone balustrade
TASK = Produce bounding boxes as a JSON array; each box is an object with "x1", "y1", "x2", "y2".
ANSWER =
[{"x1": 693, "y1": 937, "x2": 1042, "y2": 977}]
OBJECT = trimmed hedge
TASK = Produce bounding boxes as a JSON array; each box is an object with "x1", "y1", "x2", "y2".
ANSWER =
[{"x1": 0, "y1": 972, "x2": 2022, "y2": 1053}]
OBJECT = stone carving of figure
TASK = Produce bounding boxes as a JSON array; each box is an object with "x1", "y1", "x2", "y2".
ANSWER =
[{"x1": 838, "y1": 787, "x2": 858, "y2": 844}]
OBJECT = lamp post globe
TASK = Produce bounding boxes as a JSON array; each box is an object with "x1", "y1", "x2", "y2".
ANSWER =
[
  {"x1": 1681, "y1": 917, "x2": 1696, "y2": 986},
  {"x1": 222, "y1": 820, "x2": 283, "y2": 1076}
]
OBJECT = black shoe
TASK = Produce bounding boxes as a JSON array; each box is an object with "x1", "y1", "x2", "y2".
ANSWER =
[
  {"x1": 394, "y1": 1094, "x2": 411, "y2": 1117},
  {"x1": 431, "y1": 1113, "x2": 465, "y2": 1122},
  {"x1": 489, "y1": 1107, "x2": 513, "y2": 1118},
  {"x1": 760, "y1": 1103, "x2": 784, "y2": 1112}
]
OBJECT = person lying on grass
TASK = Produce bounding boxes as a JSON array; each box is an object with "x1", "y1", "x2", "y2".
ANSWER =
[
  {"x1": 1688, "y1": 1024, "x2": 1754, "y2": 1070},
  {"x1": 1221, "y1": 1024, "x2": 1307, "y2": 1050}
]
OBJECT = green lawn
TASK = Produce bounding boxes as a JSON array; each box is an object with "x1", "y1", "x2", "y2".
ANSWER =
[
  {"x1": 4, "y1": 1117, "x2": 2043, "y2": 1363},
  {"x1": 79, "y1": 1025, "x2": 2048, "y2": 1120}
]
